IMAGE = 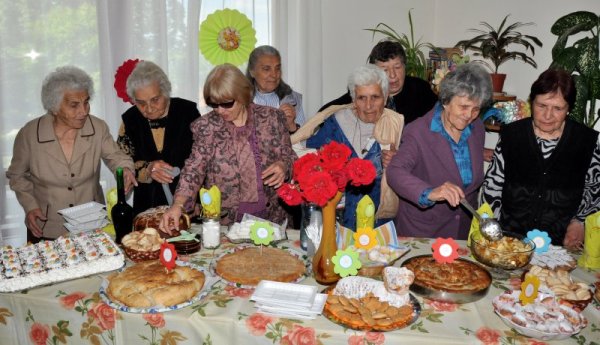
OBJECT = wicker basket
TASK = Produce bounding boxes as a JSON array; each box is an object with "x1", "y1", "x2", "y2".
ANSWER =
[
  {"x1": 123, "y1": 246, "x2": 160, "y2": 262},
  {"x1": 357, "y1": 264, "x2": 385, "y2": 277}
]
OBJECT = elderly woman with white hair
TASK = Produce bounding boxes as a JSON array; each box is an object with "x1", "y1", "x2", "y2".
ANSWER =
[
  {"x1": 387, "y1": 63, "x2": 493, "y2": 239},
  {"x1": 305, "y1": 64, "x2": 405, "y2": 230},
  {"x1": 7, "y1": 66, "x2": 135, "y2": 242},
  {"x1": 117, "y1": 60, "x2": 200, "y2": 216}
]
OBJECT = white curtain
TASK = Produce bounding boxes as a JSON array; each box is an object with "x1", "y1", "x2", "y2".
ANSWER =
[
  {"x1": 272, "y1": 0, "x2": 323, "y2": 118},
  {"x1": 0, "y1": 0, "x2": 271, "y2": 246}
]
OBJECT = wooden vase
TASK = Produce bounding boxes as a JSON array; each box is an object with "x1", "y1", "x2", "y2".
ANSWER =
[{"x1": 312, "y1": 191, "x2": 343, "y2": 285}]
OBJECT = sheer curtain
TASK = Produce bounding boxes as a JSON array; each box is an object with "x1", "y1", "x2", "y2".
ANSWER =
[{"x1": 0, "y1": 0, "x2": 272, "y2": 246}]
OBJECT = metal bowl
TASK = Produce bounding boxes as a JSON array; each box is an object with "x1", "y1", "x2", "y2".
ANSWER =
[{"x1": 401, "y1": 255, "x2": 492, "y2": 304}]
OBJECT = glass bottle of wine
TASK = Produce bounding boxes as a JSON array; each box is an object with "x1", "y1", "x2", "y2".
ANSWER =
[{"x1": 111, "y1": 167, "x2": 133, "y2": 244}]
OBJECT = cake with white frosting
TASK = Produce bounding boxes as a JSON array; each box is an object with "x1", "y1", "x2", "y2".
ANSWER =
[{"x1": 0, "y1": 229, "x2": 124, "y2": 292}]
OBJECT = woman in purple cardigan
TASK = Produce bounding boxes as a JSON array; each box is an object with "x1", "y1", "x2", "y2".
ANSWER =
[
  {"x1": 386, "y1": 63, "x2": 492, "y2": 239},
  {"x1": 161, "y1": 64, "x2": 296, "y2": 234}
]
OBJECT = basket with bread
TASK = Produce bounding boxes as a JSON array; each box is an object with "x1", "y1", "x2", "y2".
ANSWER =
[{"x1": 121, "y1": 228, "x2": 164, "y2": 262}]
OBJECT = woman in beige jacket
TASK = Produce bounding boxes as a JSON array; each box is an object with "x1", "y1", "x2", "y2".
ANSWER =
[{"x1": 6, "y1": 66, "x2": 136, "y2": 241}]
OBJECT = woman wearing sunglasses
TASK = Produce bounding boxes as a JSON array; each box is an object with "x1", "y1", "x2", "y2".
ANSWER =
[{"x1": 160, "y1": 63, "x2": 297, "y2": 234}]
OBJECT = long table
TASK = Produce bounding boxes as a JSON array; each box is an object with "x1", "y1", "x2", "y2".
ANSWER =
[{"x1": 0, "y1": 231, "x2": 598, "y2": 345}]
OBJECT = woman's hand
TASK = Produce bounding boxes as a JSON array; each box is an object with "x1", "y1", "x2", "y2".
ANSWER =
[
  {"x1": 381, "y1": 148, "x2": 397, "y2": 169},
  {"x1": 160, "y1": 204, "x2": 182, "y2": 236},
  {"x1": 280, "y1": 103, "x2": 297, "y2": 132},
  {"x1": 563, "y1": 219, "x2": 584, "y2": 251},
  {"x1": 123, "y1": 168, "x2": 138, "y2": 194},
  {"x1": 25, "y1": 208, "x2": 47, "y2": 238},
  {"x1": 148, "y1": 160, "x2": 175, "y2": 184},
  {"x1": 428, "y1": 182, "x2": 465, "y2": 207},
  {"x1": 262, "y1": 161, "x2": 286, "y2": 188}
]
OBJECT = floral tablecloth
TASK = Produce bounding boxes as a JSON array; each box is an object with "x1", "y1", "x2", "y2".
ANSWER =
[{"x1": 0, "y1": 232, "x2": 598, "y2": 345}]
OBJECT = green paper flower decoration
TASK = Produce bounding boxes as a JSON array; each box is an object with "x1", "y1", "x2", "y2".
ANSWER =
[
  {"x1": 199, "y1": 8, "x2": 257, "y2": 66},
  {"x1": 250, "y1": 221, "x2": 274, "y2": 246},
  {"x1": 332, "y1": 249, "x2": 362, "y2": 277}
]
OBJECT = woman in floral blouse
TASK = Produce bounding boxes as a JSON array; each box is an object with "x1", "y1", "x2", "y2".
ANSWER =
[{"x1": 160, "y1": 63, "x2": 296, "y2": 234}]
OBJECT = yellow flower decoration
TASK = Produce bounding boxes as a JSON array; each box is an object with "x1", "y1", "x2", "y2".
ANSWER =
[
  {"x1": 199, "y1": 9, "x2": 257, "y2": 66},
  {"x1": 519, "y1": 274, "x2": 540, "y2": 305},
  {"x1": 353, "y1": 227, "x2": 377, "y2": 250},
  {"x1": 250, "y1": 221, "x2": 274, "y2": 246}
]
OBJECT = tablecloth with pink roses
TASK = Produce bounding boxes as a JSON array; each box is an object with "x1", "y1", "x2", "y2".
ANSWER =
[{"x1": 0, "y1": 233, "x2": 598, "y2": 345}]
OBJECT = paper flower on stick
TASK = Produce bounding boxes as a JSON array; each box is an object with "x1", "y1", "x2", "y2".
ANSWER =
[
  {"x1": 353, "y1": 227, "x2": 377, "y2": 250},
  {"x1": 160, "y1": 242, "x2": 177, "y2": 271},
  {"x1": 114, "y1": 59, "x2": 140, "y2": 103},
  {"x1": 520, "y1": 274, "x2": 540, "y2": 305},
  {"x1": 332, "y1": 249, "x2": 361, "y2": 277},
  {"x1": 527, "y1": 229, "x2": 550, "y2": 253},
  {"x1": 199, "y1": 9, "x2": 257, "y2": 66},
  {"x1": 250, "y1": 221, "x2": 274, "y2": 246},
  {"x1": 432, "y1": 238, "x2": 459, "y2": 264},
  {"x1": 200, "y1": 185, "x2": 221, "y2": 219}
]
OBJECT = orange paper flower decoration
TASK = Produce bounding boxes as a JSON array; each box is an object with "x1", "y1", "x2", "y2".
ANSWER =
[
  {"x1": 114, "y1": 59, "x2": 140, "y2": 104},
  {"x1": 519, "y1": 274, "x2": 540, "y2": 305},
  {"x1": 160, "y1": 242, "x2": 177, "y2": 270},
  {"x1": 353, "y1": 227, "x2": 377, "y2": 250},
  {"x1": 431, "y1": 237, "x2": 459, "y2": 264}
]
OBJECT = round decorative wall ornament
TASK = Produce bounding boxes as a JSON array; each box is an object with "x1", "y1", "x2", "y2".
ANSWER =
[{"x1": 199, "y1": 9, "x2": 257, "y2": 66}]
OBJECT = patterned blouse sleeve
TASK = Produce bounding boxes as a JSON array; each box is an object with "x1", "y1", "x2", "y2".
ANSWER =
[
  {"x1": 117, "y1": 121, "x2": 152, "y2": 183},
  {"x1": 575, "y1": 136, "x2": 600, "y2": 221},
  {"x1": 480, "y1": 138, "x2": 505, "y2": 218}
]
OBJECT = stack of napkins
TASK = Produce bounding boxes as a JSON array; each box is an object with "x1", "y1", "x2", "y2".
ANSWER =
[
  {"x1": 58, "y1": 202, "x2": 109, "y2": 233},
  {"x1": 250, "y1": 281, "x2": 327, "y2": 320}
]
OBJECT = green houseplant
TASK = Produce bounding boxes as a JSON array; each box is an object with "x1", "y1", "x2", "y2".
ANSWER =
[
  {"x1": 550, "y1": 11, "x2": 600, "y2": 128},
  {"x1": 455, "y1": 15, "x2": 543, "y2": 92},
  {"x1": 364, "y1": 9, "x2": 435, "y2": 80}
]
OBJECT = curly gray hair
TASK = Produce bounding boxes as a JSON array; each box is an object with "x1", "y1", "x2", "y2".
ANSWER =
[
  {"x1": 126, "y1": 61, "x2": 171, "y2": 101},
  {"x1": 41, "y1": 66, "x2": 94, "y2": 113},
  {"x1": 348, "y1": 64, "x2": 389, "y2": 101},
  {"x1": 439, "y1": 63, "x2": 493, "y2": 108}
]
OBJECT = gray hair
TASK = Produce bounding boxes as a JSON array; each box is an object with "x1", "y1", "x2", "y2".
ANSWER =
[
  {"x1": 348, "y1": 64, "x2": 389, "y2": 100},
  {"x1": 439, "y1": 63, "x2": 492, "y2": 108},
  {"x1": 41, "y1": 66, "x2": 94, "y2": 113},
  {"x1": 126, "y1": 61, "x2": 172, "y2": 101},
  {"x1": 246, "y1": 45, "x2": 292, "y2": 99}
]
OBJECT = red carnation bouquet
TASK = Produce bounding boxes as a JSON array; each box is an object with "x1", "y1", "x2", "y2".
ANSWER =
[{"x1": 278, "y1": 141, "x2": 376, "y2": 207}]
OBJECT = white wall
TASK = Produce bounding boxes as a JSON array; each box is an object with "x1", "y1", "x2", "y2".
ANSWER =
[{"x1": 318, "y1": 0, "x2": 600, "y2": 116}]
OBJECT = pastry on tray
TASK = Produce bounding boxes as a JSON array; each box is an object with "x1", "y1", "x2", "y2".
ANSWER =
[
  {"x1": 403, "y1": 255, "x2": 491, "y2": 294},
  {"x1": 323, "y1": 267, "x2": 417, "y2": 331},
  {"x1": 215, "y1": 246, "x2": 306, "y2": 286},
  {"x1": 106, "y1": 260, "x2": 205, "y2": 308}
]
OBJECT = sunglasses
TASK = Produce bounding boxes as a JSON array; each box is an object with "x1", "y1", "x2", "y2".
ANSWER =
[{"x1": 207, "y1": 100, "x2": 235, "y2": 109}]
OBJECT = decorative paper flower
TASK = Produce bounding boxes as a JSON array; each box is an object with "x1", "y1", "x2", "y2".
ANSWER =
[
  {"x1": 199, "y1": 9, "x2": 257, "y2": 66},
  {"x1": 278, "y1": 141, "x2": 377, "y2": 207},
  {"x1": 200, "y1": 185, "x2": 221, "y2": 219},
  {"x1": 159, "y1": 242, "x2": 177, "y2": 270},
  {"x1": 114, "y1": 59, "x2": 140, "y2": 104},
  {"x1": 527, "y1": 229, "x2": 550, "y2": 253},
  {"x1": 432, "y1": 237, "x2": 459, "y2": 264},
  {"x1": 356, "y1": 195, "x2": 375, "y2": 229},
  {"x1": 332, "y1": 249, "x2": 362, "y2": 277},
  {"x1": 250, "y1": 221, "x2": 274, "y2": 246},
  {"x1": 520, "y1": 274, "x2": 540, "y2": 305},
  {"x1": 353, "y1": 227, "x2": 377, "y2": 250}
]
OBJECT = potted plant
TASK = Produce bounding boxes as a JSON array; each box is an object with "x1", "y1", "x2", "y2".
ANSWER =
[
  {"x1": 455, "y1": 15, "x2": 543, "y2": 93},
  {"x1": 365, "y1": 9, "x2": 436, "y2": 81},
  {"x1": 550, "y1": 11, "x2": 600, "y2": 128}
]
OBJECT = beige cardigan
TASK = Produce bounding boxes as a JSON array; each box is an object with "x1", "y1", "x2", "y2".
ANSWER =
[{"x1": 6, "y1": 113, "x2": 134, "y2": 238}]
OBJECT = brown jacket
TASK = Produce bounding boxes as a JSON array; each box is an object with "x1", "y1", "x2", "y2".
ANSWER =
[{"x1": 6, "y1": 113, "x2": 134, "y2": 238}]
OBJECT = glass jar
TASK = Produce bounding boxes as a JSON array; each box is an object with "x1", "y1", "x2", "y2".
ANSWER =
[{"x1": 202, "y1": 218, "x2": 221, "y2": 249}]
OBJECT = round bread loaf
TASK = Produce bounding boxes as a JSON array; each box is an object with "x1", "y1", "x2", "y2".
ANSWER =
[{"x1": 133, "y1": 206, "x2": 190, "y2": 237}]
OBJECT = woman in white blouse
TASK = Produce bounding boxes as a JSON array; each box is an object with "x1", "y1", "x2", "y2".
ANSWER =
[{"x1": 246, "y1": 45, "x2": 305, "y2": 133}]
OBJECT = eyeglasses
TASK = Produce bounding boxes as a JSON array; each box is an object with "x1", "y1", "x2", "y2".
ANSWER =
[{"x1": 207, "y1": 100, "x2": 235, "y2": 109}]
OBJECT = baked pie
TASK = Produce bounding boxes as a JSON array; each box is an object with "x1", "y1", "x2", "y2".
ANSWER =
[
  {"x1": 402, "y1": 255, "x2": 491, "y2": 294},
  {"x1": 106, "y1": 260, "x2": 205, "y2": 308},
  {"x1": 215, "y1": 246, "x2": 306, "y2": 286}
]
